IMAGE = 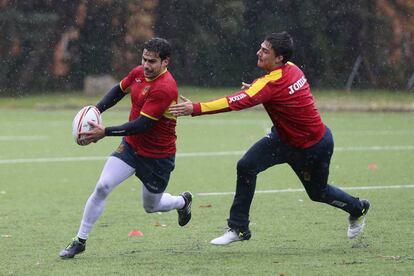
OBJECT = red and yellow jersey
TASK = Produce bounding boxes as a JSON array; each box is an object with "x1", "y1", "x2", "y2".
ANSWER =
[
  {"x1": 120, "y1": 65, "x2": 177, "y2": 158},
  {"x1": 192, "y1": 62, "x2": 325, "y2": 148}
]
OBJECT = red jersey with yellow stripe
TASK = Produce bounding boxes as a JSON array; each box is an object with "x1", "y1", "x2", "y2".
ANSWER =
[
  {"x1": 192, "y1": 62, "x2": 325, "y2": 148},
  {"x1": 121, "y1": 65, "x2": 177, "y2": 158}
]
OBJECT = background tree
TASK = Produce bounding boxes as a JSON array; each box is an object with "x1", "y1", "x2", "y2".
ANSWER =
[{"x1": 0, "y1": 0, "x2": 413, "y2": 94}]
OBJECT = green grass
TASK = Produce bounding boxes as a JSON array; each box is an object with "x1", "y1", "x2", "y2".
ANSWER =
[{"x1": 1, "y1": 97, "x2": 414, "y2": 275}]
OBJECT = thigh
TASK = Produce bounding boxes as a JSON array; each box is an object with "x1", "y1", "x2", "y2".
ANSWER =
[
  {"x1": 98, "y1": 156, "x2": 135, "y2": 188},
  {"x1": 134, "y1": 155, "x2": 175, "y2": 194},
  {"x1": 289, "y1": 128, "x2": 334, "y2": 190},
  {"x1": 111, "y1": 139, "x2": 139, "y2": 169},
  {"x1": 241, "y1": 128, "x2": 286, "y2": 173}
]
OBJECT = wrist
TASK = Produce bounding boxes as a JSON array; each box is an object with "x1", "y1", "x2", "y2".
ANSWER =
[{"x1": 192, "y1": 103, "x2": 201, "y2": 116}]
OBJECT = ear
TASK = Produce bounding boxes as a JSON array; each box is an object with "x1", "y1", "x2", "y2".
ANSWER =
[
  {"x1": 162, "y1": 57, "x2": 170, "y2": 67},
  {"x1": 275, "y1": 55, "x2": 284, "y2": 64}
]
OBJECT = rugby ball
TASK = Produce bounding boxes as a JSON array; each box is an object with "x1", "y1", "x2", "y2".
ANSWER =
[{"x1": 72, "y1": 106, "x2": 102, "y2": 146}]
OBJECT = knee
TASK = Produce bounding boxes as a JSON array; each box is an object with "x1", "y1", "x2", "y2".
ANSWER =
[
  {"x1": 307, "y1": 192, "x2": 323, "y2": 202},
  {"x1": 306, "y1": 188, "x2": 327, "y2": 202},
  {"x1": 143, "y1": 203, "x2": 157, "y2": 213},
  {"x1": 95, "y1": 179, "x2": 113, "y2": 198},
  {"x1": 237, "y1": 157, "x2": 257, "y2": 175}
]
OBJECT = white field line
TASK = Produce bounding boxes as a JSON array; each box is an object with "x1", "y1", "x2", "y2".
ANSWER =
[
  {"x1": 0, "y1": 136, "x2": 48, "y2": 141},
  {"x1": 197, "y1": 184, "x2": 414, "y2": 196},
  {"x1": 0, "y1": 145, "x2": 413, "y2": 165}
]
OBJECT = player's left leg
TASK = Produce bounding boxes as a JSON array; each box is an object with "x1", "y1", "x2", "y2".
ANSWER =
[
  {"x1": 141, "y1": 185, "x2": 185, "y2": 212},
  {"x1": 135, "y1": 155, "x2": 192, "y2": 226},
  {"x1": 141, "y1": 183, "x2": 192, "y2": 227},
  {"x1": 289, "y1": 127, "x2": 370, "y2": 239}
]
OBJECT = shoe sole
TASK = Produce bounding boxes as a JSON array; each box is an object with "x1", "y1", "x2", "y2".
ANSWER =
[{"x1": 59, "y1": 250, "x2": 85, "y2": 259}]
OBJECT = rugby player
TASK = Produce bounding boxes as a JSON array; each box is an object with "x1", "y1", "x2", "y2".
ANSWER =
[
  {"x1": 170, "y1": 32, "x2": 369, "y2": 245},
  {"x1": 59, "y1": 37, "x2": 192, "y2": 258}
]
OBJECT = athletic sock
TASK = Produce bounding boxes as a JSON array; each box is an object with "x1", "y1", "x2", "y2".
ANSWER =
[{"x1": 77, "y1": 237, "x2": 87, "y2": 244}]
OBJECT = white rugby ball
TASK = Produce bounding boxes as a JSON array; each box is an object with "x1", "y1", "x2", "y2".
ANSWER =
[{"x1": 72, "y1": 106, "x2": 102, "y2": 146}]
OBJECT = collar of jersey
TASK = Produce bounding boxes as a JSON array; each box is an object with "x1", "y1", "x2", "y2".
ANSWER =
[{"x1": 145, "y1": 68, "x2": 168, "y2": 82}]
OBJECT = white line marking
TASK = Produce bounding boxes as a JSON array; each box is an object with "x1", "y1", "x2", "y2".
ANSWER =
[
  {"x1": 0, "y1": 136, "x2": 48, "y2": 141},
  {"x1": 178, "y1": 151, "x2": 245, "y2": 157},
  {"x1": 335, "y1": 145, "x2": 414, "y2": 151},
  {"x1": 0, "y1": 156, "x2": 106, "y2": 164},
  {"x1": 0, "y1": 145, "x2": 413, "y2": 165},
  {"x1": 197, "y1": 184, "x2": 414, "y2": 196}
]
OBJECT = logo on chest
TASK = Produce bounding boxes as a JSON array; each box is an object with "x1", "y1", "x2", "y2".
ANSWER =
[{"x1": 142, "y1": 85, "x2": 151, "y2": 96}]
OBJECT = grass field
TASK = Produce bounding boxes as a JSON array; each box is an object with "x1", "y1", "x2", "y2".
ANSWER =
[{"x1": 1, "y1": 93, "x2": 414, "y2": 275}]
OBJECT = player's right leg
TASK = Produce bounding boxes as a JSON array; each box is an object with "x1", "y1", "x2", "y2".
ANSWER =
[
  {"x1": 59, "y1": 156, "x2": 135, "y2": 259},
  {"x1": 211, "y1": 128, "x2": 283, "y2": 245},
  {"x1": 290, "y1": 127, "x2": 370, "y2": 239}
]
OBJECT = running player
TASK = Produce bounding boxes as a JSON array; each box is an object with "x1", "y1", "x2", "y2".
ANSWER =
[
  {"x1": 170, "y1": 32, "x2": 369, "y2": 245},
  {"x1": 59, "y1": 37, "x2": 192, "y2": 258}
]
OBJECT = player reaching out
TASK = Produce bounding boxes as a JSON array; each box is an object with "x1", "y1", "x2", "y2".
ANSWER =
[{"x1": 170, "y1": 32, "x2": 370, "y2": 245}]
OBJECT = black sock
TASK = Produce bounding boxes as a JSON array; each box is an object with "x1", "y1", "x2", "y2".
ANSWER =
[{"x1": 77, "y1": 237, "x2": 87, "y2": 244}]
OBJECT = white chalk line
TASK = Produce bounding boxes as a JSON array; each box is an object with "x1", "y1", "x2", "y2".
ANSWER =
[
  {"x1": 0, "y1": 145, "x2": 414, "y2": 165},
  {"x1": 197, "y1": 184, "x2": 414, "y2": 196},
  {"x1": 0, "y1": 136, "x2": 48, "y2": 141}
]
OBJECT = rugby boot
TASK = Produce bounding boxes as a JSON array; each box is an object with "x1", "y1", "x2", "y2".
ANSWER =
[
  {"x1": 177, "y1": 192, "x2": 192, "y2": 226},
  {"x1": 347, "y1": 199, "x2": 370, "y2": 239},
  {"x1": 210, "y1": 228, "x2": 251, "y2": 245},
  {"x1": 59, "y1": 237, "x2": 86, "y2": 259}
]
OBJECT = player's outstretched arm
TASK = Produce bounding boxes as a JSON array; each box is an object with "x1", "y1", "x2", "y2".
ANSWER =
[{"x1": 169, "y1": 95, "x2": 194, "y2": 117}]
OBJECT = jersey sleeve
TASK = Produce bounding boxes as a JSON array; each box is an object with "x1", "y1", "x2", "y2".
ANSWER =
[
  {"x1": 140, "y1": 89, "x2": 175, "y2": 120},
  {"x1": 191, "y1": 84, "x2": 272, "y2": 115},
  {"x1": 120, "y1": 67, "x2": 140, "y2": 92},
  {"x1": 192, "y1": 69, "x2": 282, "y2": 116}
]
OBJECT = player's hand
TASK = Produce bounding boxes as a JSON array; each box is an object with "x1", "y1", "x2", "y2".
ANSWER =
[
  {"x1": 79, "y1": 121, "x2": 106, "y2": 143},
  {"x1": 241, "y1": 82, "x2": 251, "y2": 90},
  {"x1": 169, "y1": 95, "x2": 193, "y2": 116}
]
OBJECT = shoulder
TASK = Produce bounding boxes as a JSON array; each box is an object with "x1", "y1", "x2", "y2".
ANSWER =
[
  {"x1": 284, "y1": 62, "x2": 304, "y2": 75},
  {"x1": 129, "y1": 65, "x2": 144, "y2": 76},
  {"x1": 154, "y1": 71, "x2": 177, "y2": 92},
  {"x1": 161, "y1": 70, "x2": 177, "y2": 85}
]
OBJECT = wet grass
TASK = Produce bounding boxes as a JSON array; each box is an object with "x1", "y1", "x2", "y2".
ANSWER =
[{"x1": 1, "y1": 104, "x2": 414, "y2": 275}]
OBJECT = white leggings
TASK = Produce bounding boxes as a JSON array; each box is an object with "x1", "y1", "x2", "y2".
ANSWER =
[{"x1": 77, "y1": 156, "x2": 184, "y2": 239}]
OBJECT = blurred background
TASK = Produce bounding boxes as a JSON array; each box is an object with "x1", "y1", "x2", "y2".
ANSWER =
[{"x1": 0, "y1": 0, "x2": 413, "y2": 96}]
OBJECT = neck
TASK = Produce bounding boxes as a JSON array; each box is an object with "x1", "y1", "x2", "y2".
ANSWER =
[
  {"x1": 266, "y1": 62, "x2": 284, "y2": 72},
  {"x1": 146, "y1": 68, "x2": 167, "y2": 81}
]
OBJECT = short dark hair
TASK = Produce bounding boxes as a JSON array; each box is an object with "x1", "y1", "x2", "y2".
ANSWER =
[
  {"x1": 143, "y1": 37, "x2": 171, "y2": 60},
  {"x1": 265, "y1": 32, "x2": 293, "y2": 63}
]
